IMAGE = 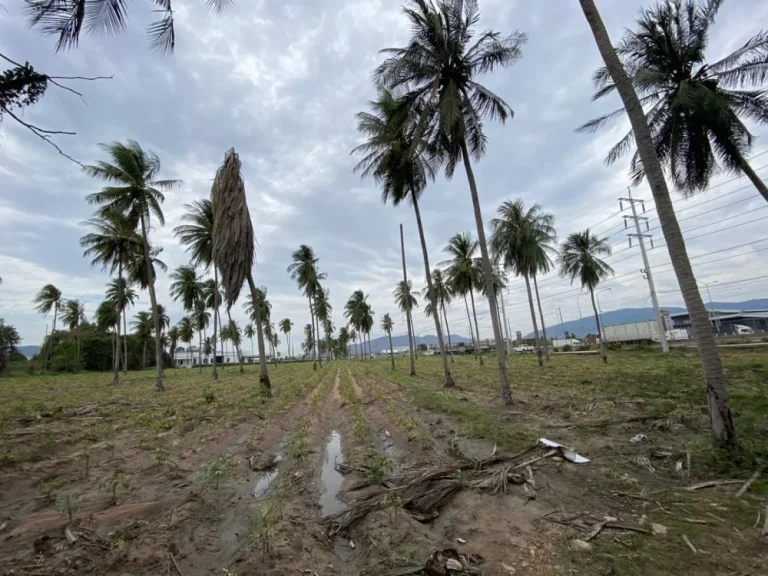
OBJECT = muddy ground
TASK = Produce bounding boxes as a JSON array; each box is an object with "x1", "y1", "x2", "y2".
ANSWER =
[{"x1": 1, "y1": 351, "x2": 767, "y2": 575}]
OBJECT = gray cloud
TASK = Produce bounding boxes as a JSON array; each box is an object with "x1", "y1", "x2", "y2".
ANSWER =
[{"x1": 1, "y1": 0, "x2": 767, "y2": 351}]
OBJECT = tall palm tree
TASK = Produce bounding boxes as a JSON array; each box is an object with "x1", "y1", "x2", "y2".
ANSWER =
[
  {"x1": 578, "y1": 0, "x2": 737, "y2": 450},
  {"x1": 167, "y1": 325, "x2": 179, "y2": 366},
  {"x1": 303, "y1": 323, "x2": 314, "y2": 358},
  {"x1": 154, "y1": 303, "x2": 170, "y2": 336},
  {"x1": 579, "y1": 0, "x2": 768, "y2": 202},
  {"x1": 442, "y1": 232, "x2": 484, "y2": 366},
  {"x1": 170, "y1": 265, "x2": 204, "y2": 372},
  {"x1": 345, "y1": 290, "x2": 373, "y2": 361},
  {"x1": 95, "y1": 299, "x2": 120, "y2": 375},
  {"x1": 559, "y1": 230, "x2": 613, "y2": 364},
  {"x1": 315, "y1": 288, "x2": 333, "y2": 361},
  {"x1": 381, "y1": 313, "x2": 395, "y2": 370},
  {"x1": 349, "y1": 327, "x2": 359, "y2": 360},
  {"x1": 422, "y1": 268, "x2": 455, "y2": 363},
  {"x1": 174, "y1": 199, "x2": 223, "y2": 379},
  {"x1": 178, "y1": 317, "x2": 194, "y2": 359},
  {"x1": 211, "y1": 148, "x2": 270, "y2": 389},
  {"x1": 353, "y1": 87, "x2": 454, "y2": 386},
  {"x1": 393, "y1": 280, "x2": 419, "y2": 362},
  {"x1": 279, "y1": 318, "x2": 293, "y2": 358},
  {"x1": 244, "y1": 323, "x2": 255, "y2": 356},
  {"x1": 192, "y1": 301, "x2": 210, "y2": 373},
  {"x1": 244, "y1": 285, "x2": 271, "y2": 361},
  {"x1": 106, "y1": 277, "x2": 136, "y2": 375},
  {"x1": 80, "y1": 208, "x2": 141, "y2": 384},
  {"x1": 33, "y1": 284, "x2": 63, "y2": 372},
  {"x1": 376, "y1": 0, "x2": 525, "y2": 404},
  {"x1": 132, "y1": 310, "x2": 153, "y2": 370},
  {"x1": 287, "y1": 245, "x2": 326, "y2": 369},
  {"x1": 85, "y1": 140, "x2": 180, "y2": 392},
  {"x1": 228, "y1": 319, "x2": 244, "y2": 373},
  {"x1": 60, "y1": 299, "x2": 87, "y2": 366},
  {"x1": 490, "y1": 200, "x2": 557, "y2": 366}
]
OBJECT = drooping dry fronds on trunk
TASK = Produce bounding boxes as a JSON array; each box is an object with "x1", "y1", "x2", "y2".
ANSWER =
[{"x1": 211, "y1": 148, "x2": 254, "y2": 308}]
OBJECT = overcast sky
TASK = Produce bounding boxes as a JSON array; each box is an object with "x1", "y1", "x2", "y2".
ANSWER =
[{"x1": 2, "y1": 0, "x2": 768, "y2": 351}]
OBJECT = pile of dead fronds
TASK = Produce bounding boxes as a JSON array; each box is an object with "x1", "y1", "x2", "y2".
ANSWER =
[{"x1": 325, "y1": 446, "x2": 552, "y2": 534}]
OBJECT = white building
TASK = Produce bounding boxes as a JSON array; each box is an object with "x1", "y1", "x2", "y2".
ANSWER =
[{"x1": 173, "y1": 348, "x2": 267, "y2": 369}]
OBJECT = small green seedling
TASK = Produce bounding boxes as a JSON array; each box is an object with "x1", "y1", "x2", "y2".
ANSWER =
[
  {"x1": 203, "y1": 385, "x2": 215, "y2": 404},
  {"x1": 151, "y1": 447, "x2": 169, "y2": 462},
  {"x1": 57, "y1": 493, "x2": 80, "y2": 523},
  {"x1": 250, "y1": 502, "x2": 277, "y2": 558},
  {"x1": 78, "y1": 452, "x2": 90, "y2": 478},
  {"x1": 100, "y1": 472, "x2": 130, "y2": 505}
]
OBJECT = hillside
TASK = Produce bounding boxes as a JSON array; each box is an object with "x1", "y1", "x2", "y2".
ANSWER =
[{"x1": 17, "y1": 346, "x2": 41, "y2": 360}]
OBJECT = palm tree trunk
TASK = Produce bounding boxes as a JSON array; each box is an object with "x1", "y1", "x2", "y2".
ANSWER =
[
  {"x1": 523, "y1": 274, "x2": 544, "y2": 368},
  {"x1": 197, "y1": 330, "x2": 203, "y2": 373},
  {"x1": 388, "y1": 330, "x2": 395, "y2": 370},
  {"x1": 738, "y1": 153, "x2": 768, "y2": 202},
  {"x1": 532, "y1": 274, "x2": 550, "y2": 362},
  {"x1": 313, "y1": 298, "x2": 322, "y2": 368},
  {"x1": 579, "y1": 0, "x2": 736, "y2": 450},
  {"x1": 308, "y1": 297, "x2": 317, "y2": 370},
  {"x1": 412, "y1": 196, "x2": 454, "y2": 386},
  {"x1": 44, "y1": 305, "x2": 56, "y2": 372},
  {"x1": 589, "y1": 288, "x2": 607, "y2": 364},
  {"x1": 143, "y1": 338, "x2": 147, "y2": 370},
  {"x1": 399, "y1": 224, "x2": 416, "y2": 376},
  {"x1": 442, "y1": 304, "x2": 454, "y2": 363},
  {"x1": 139, "y1": 214, "x2": 164, "y2": 391},
  {"x1": 76, "y1": 329, "x2": 81, "y2": 370},
  {"x1": 463, "y1": 295, "x2": 476, "y2": 358},
  {"x1": 247, "y1": 274, "x2": 271, "y2": 390},
  {"x1": 112, "y1": 263, "x2": 123, "y2": 384},
  {"x1": 122, "y1": 307, "x2": 128, "y2": 374},
  {"x1": 468, "y1": 290, "x2": 484, "y2": 366},
  {"x1": 212, "y1": 267, "x2": 219, "y2": 380},
  {"x1": 409, "y1": 313, "x2": 418, "y2": 358},
  {"x1": 460, "y1": 140, "x2": 511, "y2": 403}
]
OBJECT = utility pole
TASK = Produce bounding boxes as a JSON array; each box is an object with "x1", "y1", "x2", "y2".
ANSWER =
[{"x1": 620, "y1": 188, "x2": 669, "y2": 353}]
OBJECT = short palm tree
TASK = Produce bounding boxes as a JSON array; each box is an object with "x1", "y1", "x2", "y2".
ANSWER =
[
  {"x1": 174, "y1": 199, "x2": 223, "y2": 379},
  {"x1": 60, "y1": 298, "x2": 87, "y2": 366},
  {"x1": 279, "y1": 318, "x2": 293, "y2": 358},
  {"x1": 85, "y1": 140, "x2": 181, "y2": 391},
  {"x1": 423, "y1": 268, "x2": 454, "y2": 363},
  {"x1": 244, "y1": 323, "x2": 255, "y2": 356},
  {"x1": 95, "y1": 300, "x2": 120, "y2": 375},
  {"x1": 287, "y1": 245, "x2": 326, "y2": 369},
  {"x1": 106, "y1": 277, "x2": 136, "y2": 375},
  {"x1": 442, "y1": 232, "x2": 483, "y2": 366},
  {"x1": 211, "y1": 148, "x2": 269, "y2": 389},
  {"x1": 338, "y1": 326, "x2": 350, "y2": 359},
  {"x1": 349, "y1": 327, "x2": 359, "y2": 360},
  {"x1": 381, "y1": 313, "x2": 395, "y2": 370},
  {"x1": 228, "y1": 319, "x2": 244, "y2": 373},
  {"x1": 490, "y1": 200, "x2": 557, "y2": 366},
  {"x1": 345, "y1": 290, "x2": 373, "y2": 361},
  {"x1": 132, "y1": 310, "x2": 154, "y2": 370},
  {"x1": 192, "y1": 301, "x2": 210, "y2": 373},
  {"x1": 353, "y1": 87, "x2": 454, "y2": 386},
  {"x1": 167, "y1": 325, "x2": 179, "y2": 365},
  {"x1": 177, "y1": 317, "x2": 194, "y2": 357},
  {"x1": 303, "y1": 323, "x2": 314, "y2": 357},
  {"x1": 169, "y1": 265, "x2": 203, "y2": 313},
  {"x1": 33, "y1": 283, "x2": 63, "y2": 372},
  {"x1": 315, "y1": 288, "x2": 333, "y2": 361},
  {"x1": 579, "y1": 0, "x2": 768, "y2": 201},
  {"x1": 559, "y1": 230, "x2": 613, "y2": 364},
  {"x1": 578, "y1": 0, "x2": 737, "y2": 451},
  {"x1": 80, "y1": 208, "x2": 141, "y2": 384},
  {"x1": 393, "y1": 280, "x2": 418, "y2": 369},
  {"x1": 376, "y1": 0, "x2": 525, "y2": 404}
]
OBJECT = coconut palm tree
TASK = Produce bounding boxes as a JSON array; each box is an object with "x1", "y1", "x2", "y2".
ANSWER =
[
  {"x1": 442, "y1": 232, "x2": 484, "y2": 366},
  {"x1": 393, "y1": 280, "x2": 419, "y2": 364},
  {"x1": 244, "y1": 323, "x2": 255, "y2": 356},
  {"x1": 376, "y1": 0, "x2": 525, "y2": 404},
  {"x1": 106, "y1": 277, "x2": 136, "y2": 375},
  {"x1": 578, "y1": 0, "x2": 738, "y2": 450},
  {"x1": 287, "y1": 245, "x2": 326, "y2": 369},
  {"x1": 338, "y1": 326, "x2": 350, "y2": 359},
  {"x1": 33, "y1": 283, "x2": 63, "y2": 372},
  {"x1": 490, "y1": 200, "x2": 557, "y2": 366},
  {"x1": 345, "y1": 290, "x2": 373, "y2": 361},
  {"x1": 315, "y1": 288, "x2": 333, "y2": 361},
  {"x1": 353, "y1": 87, "x2": 454, "y2": 386},
  {"x1": 423, "y1": 268, "x2": 455, "y2": 363},
  {"x1": 348, "y1": 327, "x2": 358, "y2": 360},
  {"x1": 132, "y1": 310, "x2": 154, "y2": 370},
  {"x1": 27, "y1": 0, "x2": 236, "y2": 53},
  {"x1": 210, "y1": 148, "x2": 270, "y2": 389},
  {"x1": 177, "y1": 317, "x2": 194, "y2": 361},
  {"x1": 303, "y1": 323, "x2": 314, "y2": 358},
  {"x1": 174, "y1": 199, "x2": 224, "y2": 379},
  {"x1": 559, "y1": 230, "x2": 613, "y2": 364},
  {"x1": 95, "y1": 299, "x2": 120, "y2": 375},
  {"x1": 192, "y1": 301, "x2": 210, "y2": 373},
  {"x1": 381, "y1": 313, "x2": 395, "y2": 370},
  {"x1": 167, "y1": 325, "x2": 179, "y2": 366},
  {"x1": 227, "y1": 319, "x2": 244, "y2": 373},
  {"x1": 85, "y1": 140, "x2": 180, "y2": 392},
  {"x1": 80, "y1": 208, "x2": 142, "y2": 384},
  {"x1": 170, "y1": 265, "x2": 204, "y2": 372},
  {"x1": 579, "y1": 0, "x2": 768, "y2": 201},
  {"x1": 279, "y1": 318, "x2": 293, "y2": 358},
  {"x1": 60, "y1": 298, "x2": 87, "y2": 366}
]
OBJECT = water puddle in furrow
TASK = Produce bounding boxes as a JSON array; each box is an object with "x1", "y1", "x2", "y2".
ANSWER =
[
  {"x1": 320, "y1": 431, "x2": 354, "y2": 563},
  {"x1": 252, "y1": 453, "x2": 282, "y2": 498}
]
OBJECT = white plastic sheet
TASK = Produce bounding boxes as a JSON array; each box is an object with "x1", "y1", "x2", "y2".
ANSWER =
[{"x1": 538, "y1": 438, "x2": 590, "y2": 464}]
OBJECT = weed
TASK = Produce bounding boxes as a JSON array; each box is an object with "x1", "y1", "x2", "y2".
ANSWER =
[
  {"x1": 203, "y1": 385, "x2": 215, "y2": 404},
  {"x1": 100, "y1": 471, "x2": 130, "y2": 505},
  {"x1": 151, "y1": 446, "x2": 169, "y2": 462},
  {"x1": 195, "y1": 456, "x2": 229, "y2": 491},
  {"x1": 250, "y1": 501, "x2": 277, "y2": 558},
  {"x1": 364, "y1": 448, "x2": 392, "y2": 486},
  {"x1": 57, "y1": 493, "x2": 80, "y2": 523},
  {"x1": 289, "y1": 420, "x2": 310, "y2": 460},
  {"x1": 36, "y1": 478, "x2": 61, "y2": 503}
]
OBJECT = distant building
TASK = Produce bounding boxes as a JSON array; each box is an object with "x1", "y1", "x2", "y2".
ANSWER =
[
  {"x1": 173, "y1": 348, "x2": 267, "y2": 369},
  {"x1": 669, "y1": 309, "x2": 768, "y2": 335}
]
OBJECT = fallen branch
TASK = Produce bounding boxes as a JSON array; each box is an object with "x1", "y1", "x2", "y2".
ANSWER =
[
  {"x1": 684, "y1": 479, "x2": 742, "y2": 492},
  {"x1": 604, "y1": 523, "x2": 650, "y2": 535},
  {"x1": 734, "y1": 468, "x2": 762, "y2": 499},
  {"x1": 585, "y1": 521, "x2": 607, "y2": 542},
  {"x1": 762, "y1": 505, "x2": 768, "y2": 537},
  {"x1": 170, "y1": 553, "x2": 185, "y2": 576},
  {"x1": 681, "y1": 534, "x2": 697, "y2": 553}
]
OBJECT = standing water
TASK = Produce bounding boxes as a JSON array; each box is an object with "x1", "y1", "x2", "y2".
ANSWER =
[{"x1": 320, "y1": 431, "x2": 346, "y2": 516}]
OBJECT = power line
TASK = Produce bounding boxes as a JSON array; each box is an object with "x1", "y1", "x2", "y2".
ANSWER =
[{"x1": 647, "y1": 194, "x2": 764, "y2": 232}]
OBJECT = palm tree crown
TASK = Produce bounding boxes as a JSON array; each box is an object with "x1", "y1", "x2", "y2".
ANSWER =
[
  {"x1": 393, "y1": 280, "x2": 419, "y2": 314},
  {"x1": 560, "y1": 230, "x2": 614, "y2": 291},
  {"x1": 80, "y1": 209, "x2": 141, "y2": 274},
  {"x1": 174, "y1": 199, "x2": 215, "y2": 269},
  {"x1": 169, "y1": 265, "x2": 203, "y2": 312},
  {"x1": 578, "y1": 0, "x2": 768, "y2": 198},
  {"x1": 61, "y1": 299, "x2": 87, "y2": 331},
  {"x1": 33, "y1": 284, "x2": 63, "y2": 317},
  {"x1": 490, "y1": 200, "x2": 556, "y2": 277},
  {"x1": 442, "y1": 232, "x2": 481, "y2": 295}
]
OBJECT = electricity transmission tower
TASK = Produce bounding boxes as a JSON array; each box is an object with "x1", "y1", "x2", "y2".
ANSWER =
[{"x1": 620, "y1": 189, "x2": 670, "y2": 353}]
